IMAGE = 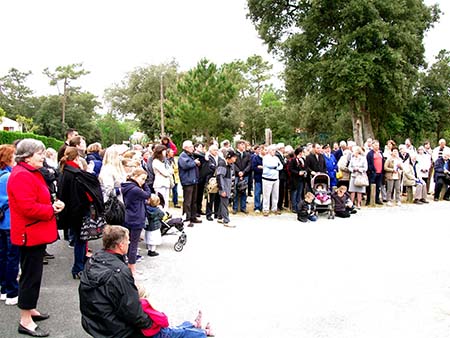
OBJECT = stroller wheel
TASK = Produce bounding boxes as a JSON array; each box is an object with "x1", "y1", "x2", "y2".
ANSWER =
[
  {"x1": 180, "y1": 233, "x2": 187, "y2": 245},
  {"x1": 174, "y1": 242, "x2": 184, "y2": 252}
]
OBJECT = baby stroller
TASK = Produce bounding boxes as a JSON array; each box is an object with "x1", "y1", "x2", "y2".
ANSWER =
[
  {"x1": 160, "y1": 213, "x2": 187, "y2": 252},
  {"x1": 311, "y1": 173, "x2": 334, "y2": 219},
  {"x1": 151, "y1": 192, "x2": 187, "y2": 252}
]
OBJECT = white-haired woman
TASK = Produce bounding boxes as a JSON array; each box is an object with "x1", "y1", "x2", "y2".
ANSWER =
[
  {"x1": 8, "y1": 139, "x2": 65, "y2": 337},
  {"x1": 348, "y1": 146, "x2": 368, "y2": 209}
]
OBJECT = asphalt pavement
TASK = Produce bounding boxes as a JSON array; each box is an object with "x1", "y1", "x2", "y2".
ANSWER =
[{"x1": 2, "y1": 200, "x2": 450, "y2": 338}]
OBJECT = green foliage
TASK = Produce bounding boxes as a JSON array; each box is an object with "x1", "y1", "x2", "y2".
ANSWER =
[
  {"x1": 43, "y1": 63, "x2": 90, "y2": 93},
  {"x1": 165, "y1": 59, "x2": 238, "y2": 139},
  {"x1": 248, "y1": 0, "x2": 441, "y2": 143},
  {"x1": 96, "y1": 113, "x2": 137, "y2": 147},
  {"x1": 104, "y1": 61, "x2": 179, "y2": 140},
  {"x1": 0, "y1": 68, "x2": 36, "y2": 119},
  {"x1": 15, "y1": 115, "x2": 38, "y2": 133},
  {"x1": 34, "y1": 93, "x2": 101, "y2": 143},
  {"x1": 0, "y1": 130, "x2": 63, "y2": 149}
]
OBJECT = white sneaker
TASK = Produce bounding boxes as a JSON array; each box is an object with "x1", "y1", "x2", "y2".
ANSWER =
[
  {"x1": 397, "y1": 201, "x2": 402, "y2": 206},
  {"x1": 386, "y1": 201, "x2": 393, "y2": 206},
  {"x1": 5, "y1": 296, "x2": 18, "y2": 305},
  {"x1": 255, "y1": 210, "x2": 261, "y2": 213},
  {"x1": 0, "y1": 293, "x2": 6, "y2": 301}
]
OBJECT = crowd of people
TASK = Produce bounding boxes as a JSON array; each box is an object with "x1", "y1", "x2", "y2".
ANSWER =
[{"x1": 0, "y1": 128, "x2": 449, "y2": 337}]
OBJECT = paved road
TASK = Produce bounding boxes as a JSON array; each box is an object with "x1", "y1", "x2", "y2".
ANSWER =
[{"x1": 2, "y1": 201, "x2": 450, "y2": 338}]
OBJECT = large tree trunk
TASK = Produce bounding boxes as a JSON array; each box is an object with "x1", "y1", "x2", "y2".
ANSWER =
[
  {"x1": 360, "y1": 102, "x2": 374, "y2": 141},
  {"x1": 350, "y1": 100, "x2": 363, "y2": 146}
]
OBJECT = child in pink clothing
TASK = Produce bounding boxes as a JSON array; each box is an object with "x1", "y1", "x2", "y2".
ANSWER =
[
  {"x1": 314, "y1": 184, "x2": 330, "y2": 203},
  {"x1": 137, "y1": 285, "x2": 214, "y2": 338}
]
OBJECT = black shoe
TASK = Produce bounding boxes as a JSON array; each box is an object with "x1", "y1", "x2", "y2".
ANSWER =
[
  {"x1": 240, "y1": 209, "x2": 249, "y2": 214},
  {"x1": 187, "y1": 223, "x2": 194, "y2": 227},
  {"x1": 444, "y1": 197, "x2": 450, "y2": 201},
  {"x1": 191, "y1": 218, "x2": 202, "y2": 224},
  {"x1": 420, "y1": 199, "x2": 429, "y2": 204},
  {"x1": 375, "y1": 201, "x2": 383, "y2": 205},
  {"x1": 18, "y1": 324, "x2": 49, "y2": 337},
  {"x1": 147, "y1": 250, "x2": 159, "y2": 257},
  {"x1": 434, "y1": 198, "x2": 439, "y2": 201},
  {"x1": 232, "y1": 210, "x2": 237, "y2": 215},
  {"x1": 32, "y1": 313, "x2": 50, "y2": 322},
  {"x1": 174, "y1": 204, "x2": 181, "y2": 208},
  {"x1": 42, "y1": 258, "x2": 48, "y2": 265},
  {"x1": 206, "y1": 216, "x2": 213, "y2": 221},
  {"x1": 72, "y1": 271, "x2": 82, "y2": 279},
  {"x1": 350, "y1": 209, "x2": 357, "y2": 214},
  {"x1": 413, "y1": 199, "x2": 423, "y2": 204},
  {"x1": 44, "y1": 251, "x2": 54, "y2": 259}
]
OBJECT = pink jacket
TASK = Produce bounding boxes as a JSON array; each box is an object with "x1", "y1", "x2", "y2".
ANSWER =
[{"x1": 140, "y1": 299, "x2": 169, "y2": 336}]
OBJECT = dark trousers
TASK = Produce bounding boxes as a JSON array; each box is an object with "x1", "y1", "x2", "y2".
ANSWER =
[
  {"x1": 127, "y1": 228, "x2": 142, "y2": 265},
  {"x1": 172, "y1": 183, "x2": 179, "y2": 206},
  {"x1": 72, "y1": 234, "x2": 87, "y2": 275},
  {"x1": 277, "y1": 179, "x2": 288, "y2": 210},
  {"x1": 18, "y1": 244, "x2": 46, "y2": 310},
  {"x1": 182, "y1": 184, "x2": 198, "y2": 221},
  {"x1": 434, "y1": 177, "x2": 450, "y2": 200},
  {"x1": 206, "y1": 193, "x2": 220, "y2": 218},
  {"x1": 196, "y1": 181, "x2": 206, "y2": 213},
  {"x1": 335, "y1": 210, "x2": 350, "y2": 218},
  {"x1": 219, "y1": 196, "x2": 230, "y2": 223},
  {"x1": 366, "y1": 173, "x2": 383, "y2": 204},
  {"x1": 0, "y1": 229, "x2": 20, "y2": 298}
]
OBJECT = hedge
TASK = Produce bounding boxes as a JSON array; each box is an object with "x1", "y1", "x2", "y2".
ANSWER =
[{"x1": 0, "y1": 131, "x2": 64, "y2": 150}]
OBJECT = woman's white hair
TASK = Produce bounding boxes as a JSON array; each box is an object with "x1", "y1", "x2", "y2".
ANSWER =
[{"x1": 15, "y1": 139, "x2": 46, "y2": 163}]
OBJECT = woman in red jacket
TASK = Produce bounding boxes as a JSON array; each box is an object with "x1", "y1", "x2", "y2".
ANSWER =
[{"x1": 7, "y1": 139, "x2": 65, "y2": 337}]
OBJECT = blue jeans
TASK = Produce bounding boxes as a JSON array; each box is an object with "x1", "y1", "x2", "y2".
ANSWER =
[
  {"x1": 253, "y1": 181, "x2": 262, "y2": 211},
  {"x1": 233, "y1": 177, "x2": 248, "y2": 212},
  {"x1": 290, "y1": 180, "x2": 305, "y2": 212},
  {"x1": 72, "y1": 235, "x2": 87, "y2": 275},
  {"x1": 0, "y1": 229, "x2": 20, "y2": 298},
  {"x1": 153, "y1": 321, "x2": 206, "y2": 338},
  {"x1": 172, "y1": 183, "x2": 179, "y2": 206}
]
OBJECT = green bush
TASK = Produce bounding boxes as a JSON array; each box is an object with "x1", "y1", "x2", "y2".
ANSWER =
[{"x1": 0, "y1": 131, "x2": 64, "y2": 150}]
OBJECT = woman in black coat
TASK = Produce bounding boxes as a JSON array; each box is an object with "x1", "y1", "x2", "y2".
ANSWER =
[{"x1": 57, "y1": 147, "x2": 103, "y2": 279}]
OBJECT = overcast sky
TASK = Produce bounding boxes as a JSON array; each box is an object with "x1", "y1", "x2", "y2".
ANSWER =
[{"x1": 1, "y1": 0, "x2": 449, "y2": 99}]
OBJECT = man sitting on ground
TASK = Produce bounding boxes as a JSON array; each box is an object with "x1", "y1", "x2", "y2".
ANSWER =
[{"x1": 79, "y1": 225, "x2": 153, "y2": 338}]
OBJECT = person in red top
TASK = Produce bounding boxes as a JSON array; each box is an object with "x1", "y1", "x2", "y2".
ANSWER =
[
  {"x1": 366, "y1": 140, "x2": 385, "y2": 205},
  {"x1": 7, "y1": 138, "x2": 65, "y2": 337}
]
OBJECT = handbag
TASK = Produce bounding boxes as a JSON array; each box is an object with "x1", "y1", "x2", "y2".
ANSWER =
[
  {"x1": 104, "y1": 192, "x2": 125, "y2": 225},
  {"x1": 80, "y1": 205, "x2": 106, "y2": 241},
  {"x1": 354, "y1": 173, "x2": 369, "y2": 187},
  {"x1": 336, "y1": 170, "x2": 343, "y2": 179},
  {"x1": 206, "y1": 176, "x2": 219, "y2": 194}
]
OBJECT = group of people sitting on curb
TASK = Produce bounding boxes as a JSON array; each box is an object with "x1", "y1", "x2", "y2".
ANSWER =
[{"x1": 0, "y1": 129, "x2": 449, "y2": 337}]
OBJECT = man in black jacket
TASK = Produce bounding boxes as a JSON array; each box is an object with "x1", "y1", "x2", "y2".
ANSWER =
[
  {"x1": 305, "y1": 143, "x2": 326, "y2": 192},
  {"x1": 79, "y1": 225, "x2": 152, "y2": 338},
  {"x1": 232, "y1": 140, "x2": 251, "y2": 214}
]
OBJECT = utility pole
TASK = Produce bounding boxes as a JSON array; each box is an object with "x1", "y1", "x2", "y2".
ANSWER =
[{"x1": 160, "y1": 73, "x2": 165, "y2": 136}]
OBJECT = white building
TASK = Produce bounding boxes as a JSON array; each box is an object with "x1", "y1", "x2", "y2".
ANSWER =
[{"x1": 0, "y1": 117, "x2": 22, "y2": 132}]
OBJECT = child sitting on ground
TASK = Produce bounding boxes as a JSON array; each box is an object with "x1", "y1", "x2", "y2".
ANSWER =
[
  {"x1": 145, "y1": 194, "x2": 164, "y2": 257},
  {"x1": 332, "y1": 186, "x2": 357, "y2": 217},
  {"x1": 314, "y1": 183, "x2": 330, "y2": 204},
  {"x1": 332, "y1": 186, "x2": 351, "y2": 218},
  {"x1": 297, "y1": 192, "x2": 318, "y2": 223},
  {"x1": 137, "y1": 284, "x2": 214, "y2": 337}
]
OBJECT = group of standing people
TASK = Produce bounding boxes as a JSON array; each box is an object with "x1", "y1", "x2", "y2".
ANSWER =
[{"x1": 1, "y1": 131, "x2": 450, "y2": 337}]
